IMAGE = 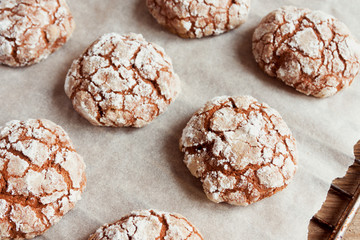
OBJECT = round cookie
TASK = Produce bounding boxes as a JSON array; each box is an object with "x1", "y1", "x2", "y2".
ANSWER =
[
  {"x1": 252, "y1": 6, "x2": 360, "y2": 98},
  {"x1": 65, "y1": 33, "x2": 181, "y2": 128},
  {"x1": 146, "y1": 0, "x2": 250, "y2": 38},
  {"x1": 0, "y1": 0, "x2": 75, "y2": 67},
  {"x1": 89, "y1": 209, "x2": 203, "y2": 240},
  {"x1": 0, "y1": 119, "x2": 86, "y2": 239},
  {"x1": 179, "y1": 96, "x2": 297, "y2": 206}
]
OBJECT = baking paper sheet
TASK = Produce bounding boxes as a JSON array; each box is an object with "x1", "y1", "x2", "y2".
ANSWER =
[{"x1": 1, "y1": 0, "x2": 359, "y2": 239}]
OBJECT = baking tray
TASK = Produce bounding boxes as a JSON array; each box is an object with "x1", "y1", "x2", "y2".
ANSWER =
[{"x1": 308, "y1": 142, "x2": 360, "y2": 239}]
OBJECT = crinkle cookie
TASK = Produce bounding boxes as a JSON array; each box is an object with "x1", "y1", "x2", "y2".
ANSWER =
[
  {"x1": 252, "y1": 6, "x2": 360, "y2": 98},
  {"x1": 146, "y1": 0, "x2": 250, "y2": 38},
  {"x1": 89, "y1": 209, "x2": 203, "y2": 240},
  {"x1": 179, "y1": 96, "x2": 297, "y2": 206},
  {"x1": 0, "y1": 119, "x2": 86, "y2": 239},
  {"x1": 0, "y1": 0, "x2": 75, "y2": 67},
  {"x1": 65, "y1": 33, "x2": 181, "y2": 128}
]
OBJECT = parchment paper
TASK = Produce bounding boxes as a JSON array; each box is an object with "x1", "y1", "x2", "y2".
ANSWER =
[{"x1": 1, "y1": 0, "x2": 359, "y2": 239}]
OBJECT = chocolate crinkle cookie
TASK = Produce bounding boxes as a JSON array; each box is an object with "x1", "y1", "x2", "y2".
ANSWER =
[
  {"x1": 65, "y1": 32, "x2": 181, "y2": 128},
  {"x1": 0, "y1": 0, "x2": 75, "y2": 67},
  {"x1": 252, "y1": 6, "x2": 360, "y2": 98},
  {"x1": 147, "y1": 0, "x2": 251, "y2": 38},
  {"x1": 180, "y1": 96, "x2": 297, "y2": 206},
  {"x1": 0, "y1": 119, "x2": 86, "y2": 239},
  {"x1": 89, "y1": 209, "x2": 203, "y2": 240}
]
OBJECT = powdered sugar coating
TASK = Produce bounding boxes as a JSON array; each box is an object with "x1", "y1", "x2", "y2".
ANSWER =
[
  {"x1": 179, "y1": 96, "x2": 297, "y2": 206},
  {"x1": 88, "y1": 209, "x2": 203, "y2": 240},
  {"x1": 65, "y1": 33, "x2": 181, "y2": 128},
  {"x1": 0, "y1": 119, "x2": 86, "y2": 239},
  {"x1": 0, "y1": 0, "x2": 75, "y2": 67},
  {"x1": 252, "y1": 6, "x2": 360, "y2": 98},
  {"x1": 146, "y1": 0, "x2": 250, "y2": 38}
]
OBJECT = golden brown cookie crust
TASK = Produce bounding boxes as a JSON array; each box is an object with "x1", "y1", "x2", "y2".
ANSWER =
[
  {"x1": 0, "y1": 0, "x2": 75, "y2": 67},
  {"x1": 0, "y1": 119, "x2": 86, "y2": 239},
  {"x1": 146, "y1": 0, "x2": 250, "y2": 38},
  {"x1": 252, "y1": 6, "x2": 360, "y2": 98},
  {"x1": 179, "y1": 96, "x2": 297, "y2": 206},
  {"x1": 89, "y1": 209, "x2": 203, "y2": 240},
  {"x1": 65, "y1": 32, "x2": 181, "y2": 128}
]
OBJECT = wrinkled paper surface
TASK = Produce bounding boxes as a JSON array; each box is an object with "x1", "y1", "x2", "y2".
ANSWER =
[{"x1": 0, "y1": 0, "x2": 359, "y2": 239}]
